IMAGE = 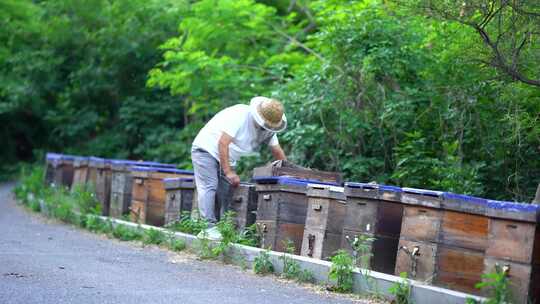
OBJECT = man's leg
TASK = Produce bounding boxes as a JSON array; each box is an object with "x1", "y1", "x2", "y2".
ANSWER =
[
  {"x1": 217, "y1": 168, "x2": 234, "y2": 220},
  {"x1": 191, "y1": 149, "x2": 219, "y2": 224}
]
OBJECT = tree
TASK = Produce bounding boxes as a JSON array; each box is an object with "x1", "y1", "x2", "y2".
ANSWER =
[{"x1": 393, "y1": 0, "x2": 540, "y2": 87}]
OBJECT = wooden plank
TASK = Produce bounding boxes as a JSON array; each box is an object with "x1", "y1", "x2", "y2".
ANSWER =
[
  {"x1": 301, "y1": 228, "x2": 342, "y2": 260},
  {"x1": 484, "y1": 257, "x2": 533, "y2": 304},
  {"x1": 130, "y1": 200, "x2": 146, "y2": 224},
  {"x1": 146, "y1": 199, "x2": 165, "y2": 227},
  {"x1": 440, "y1": 210, "x2": 489, "y2": 251},
  {"x1": 486, "y1": 218, "x2": 536, "y2": 264},
  {"x1": 131, "y1": 177, "x2": 147, "y2": 202},
  {"x1": 400, "y1": 206, "x2": 443, "y2": 243},
  {"x1": 229, "y1": 184, "x2": 257, "y2": 231},
  {"x1": 276, "y1": 222, "x2": 305, "y2": 255},
  {"x1": 435, "y1": 245, "x2": 484, "y2": 295},
  {"x1": 395, "y1": 239, "x2": 437, "y2": 283},
  {"x1": 402, "y1": 188, "x2": 443, "y2": 208},
  {"x1": 305, "y1": 197, "x2": 346, "y2": 234},
  {"x1": 343, "y1": 197, "x2": 378, "y2": 233},
  {"x1": 95, "y1": 168, "x2": 111, "y2": 216},
  {"x1": 253, "y1": 163, "x2": 342, "y2": 184}
]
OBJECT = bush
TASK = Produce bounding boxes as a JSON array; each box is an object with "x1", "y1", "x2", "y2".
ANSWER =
[{"x1": 253, "y1": 250, "x2": 274, "y2": 275}]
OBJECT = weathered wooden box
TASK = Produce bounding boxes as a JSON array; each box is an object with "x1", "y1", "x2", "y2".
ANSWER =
[
  {"x1": 130, "y1": 166, "x2": 194, "y2": 226},
  {"x1": 254, "y1": 177, "x2": 338, "y2": 254},
  {"x1": 44, "y1": 153, "x2": 61, "y2": 186},
  {"x1": 484, "y1": 200, "x2": 540, "y2": 303},
  {"x1": 163, "y1": 177, "x2": 195, "y2": 226},
  {"x1": 71, "y1": 157, "x2": 89, "y2": 191},
  {"x1": 58, "y1": 155, "x2": 76, "y2": 188},
  {"x1": 301, "y1": 185, "x2": 346, "y2": 260},
  {"x1": 229, "y1": 183, "x2": 258, "y2": 231},
  {"x1": 396, "y1": 190, "x2": 490, "y2": 295},
  {"x1": 109, "y1": 160, "x2": 176, "y2": 218},
  {"x1": 342, "y1": 183, "x2": 403, "y2": 273},
  {"x1": 85, "y1": 157, "x2": 111, "y2": 216},
  {"x1": 253, "y1": 160, "x2": 343, "y2": 184}
]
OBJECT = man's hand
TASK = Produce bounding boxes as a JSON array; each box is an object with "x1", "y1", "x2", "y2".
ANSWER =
[
  {"x1": 225, "y1": 171, "x2": 240, "y2": 187},
  {"x1": 218, "y1": 132, "x2": 240, "y2": 187}
]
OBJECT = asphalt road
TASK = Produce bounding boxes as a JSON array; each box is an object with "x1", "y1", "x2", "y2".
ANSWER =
[{"x1": 0, "y1": 183, "x2": 362, "y2": 304}]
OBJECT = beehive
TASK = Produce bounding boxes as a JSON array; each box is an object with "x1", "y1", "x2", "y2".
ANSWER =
[
  {"x1": 44, "y1": 153, "x2": 61, "y2": 187},
  {"x1": 342, "y1": 183, "x2": 403, "y2": 273},
  {"x1": 71, "y1": 157, "x2": 90, "y2": 191},
  {"x1": 129, "y1": 166, "x2": 194, "y2": 226},
  {"x1": 254, "y1": 176, "x2": 339, "y2": 255},
  {"x1": 484, "y1": 200, "x2": 540, "y2": 303},
  {"x1": 229, "y1": 183, "x2": 258, "y2": 231},
  {"x1": 163, "y1": 177, "x2": 195, "y2": 226},
  {"x1": 301, "y1": 185, "x2": 346, "y2": 260},
  {"x1": 109, "y1": 160, "x2": 177, "y2": 218},
  {"x1": 395, "y1": 190, "x2": 491, "y2": 295}
]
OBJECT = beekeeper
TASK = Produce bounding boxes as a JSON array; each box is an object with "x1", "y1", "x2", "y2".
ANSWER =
[{"x1": 191, "y1": 96, "x2": 287, "y2": 235}]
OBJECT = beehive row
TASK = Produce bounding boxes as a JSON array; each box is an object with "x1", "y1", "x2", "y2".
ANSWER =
[{"x1": 44, "y1": 153, "x2": 539, "y2": 303}]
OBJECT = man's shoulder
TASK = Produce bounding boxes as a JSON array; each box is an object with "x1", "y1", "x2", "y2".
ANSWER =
[{"x1": 217, "y1": 104, "x2": 250, "y2": 117}]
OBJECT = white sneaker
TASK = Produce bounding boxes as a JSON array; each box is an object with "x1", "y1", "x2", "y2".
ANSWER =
[{"x1": 197, "y1": 226, "x2": 222, "y2": 241}]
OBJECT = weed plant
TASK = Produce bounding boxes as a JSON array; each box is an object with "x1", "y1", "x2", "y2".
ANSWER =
[
  {"x1": 389, "y1": 272, "x2": 412, "y2": 304},
  {"x1": 166, "y1": 211, "x2": 208, "y2": 235},
  {"x1": 143, "y1": 228, "x2": 167, "y2": 245},
  {"x1": 113, "y1": 224, "x2": 143, "y2": 241},
  {"x1": 470, "y1": 264, "x2": 513, "y2": 304},
  {"x1": 253, "y1": 249, "x2": 274, "y2": 275},
  {"x1": 237, "y1": 224, "x2": 260, "y2": 247},
  {"x1": 328, "y1": 250, "x2": 355, "y2": 293}
]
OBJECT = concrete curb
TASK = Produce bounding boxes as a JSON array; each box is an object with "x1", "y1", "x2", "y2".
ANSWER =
[{"x1": 96, "y1": 215, "x2": 486, "y2": 304}]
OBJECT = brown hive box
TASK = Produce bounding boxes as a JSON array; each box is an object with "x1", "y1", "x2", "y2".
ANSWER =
[
  {"x1": 254, "y1": 176, "x2": 338, "y2": 255},
  {"x1": 229, "y1": 183, "x2": 258, "y2": 231},
  {"x1": 129, "y1": 166, "x2": 193, "y2": 227},
  {"x1": 44, "y1": 153, "x2": 61, "y2": 187},
  {"x1": 396, "y1": 188, "x2": 489, "y2": 295},
  {"x1": 342, "y1": 183, "x2": 403, "y2": 274},
  {"x1": 109, "y1": 160, "x2": 177, "y2": 219},
  {"x1": 301, "y1": 184, "x2": 346, "y2": 260},
  {"x1": 71, "y1": 157, "x2": 90, "y2": 190},
  {"x1": 483, "y1": 200, "x2": 540, "y2": 303},
  {"x1": 163, "y1": 177, "x2": 195, "y2": 226}
]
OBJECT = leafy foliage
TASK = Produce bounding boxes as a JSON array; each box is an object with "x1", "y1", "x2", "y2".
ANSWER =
[
  {"x1": 328, "y1": 250, "x2": 355, "y2": 293},
  {"x1": 389, "y1": 272, "x2": 412, "y2": 304},
  {"x1": 475, "y1": 264, "x2": 513, "y2": 304},
  {"x1": 253, "y1": 249, "x2": 274, "y2": 275},
  {"x1": 3, "y1": 0, "x2": 539, "y2": 201}
]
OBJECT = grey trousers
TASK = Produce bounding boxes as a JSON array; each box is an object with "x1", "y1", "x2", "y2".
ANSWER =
[{"x1": 191, "y1": 148, "x2": 233, "y2": 223}]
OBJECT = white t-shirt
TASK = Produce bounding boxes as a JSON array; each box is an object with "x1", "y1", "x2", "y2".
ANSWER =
[{"x1": 192, "y1": 104, "x2": 279, "y2": 165}]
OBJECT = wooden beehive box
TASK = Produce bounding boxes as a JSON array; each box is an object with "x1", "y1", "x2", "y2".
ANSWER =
[
  {"x1": 301, "y1": 185, "x2": 346, "y2": 260},
  {"x1": 229, "y1": 183, "x2": 258, "y2": 231},
  {"x1": 163, "y1": 177, "x2": 195, "y2": 226},
  {"x1": 254, "y1": 176, "x2": 338, "y2": 255},
  {"x1": 109, "y1": 160, "x2": 177, "y2": 218},
  {"x1": 342, "y1": 183, "x2": 403, "y2": 274},
  {"x1": 51, "y1": 155, "x2": 75, "y2": 188},
  {"x1": 253, "y1": 160, "x2": 343, "y2": 184},
  {"x1": 484, "y1": 200, "x2": 540, "y2": 303},
  {"x1": 71, "y1": 157, "x2": 89, "y2": 190},
  {"x1": 109, "y1": 160, "x2": 133, "y2": 218},
  {"x1": 396, "y1": 189, "x2": 491, "y2": 295},
  {"x1": 130, "y1": 166, "x2": 194, "y2": 226},
  {"x1": 44, "y1": 153, "x2": 61, "y2": 186}
]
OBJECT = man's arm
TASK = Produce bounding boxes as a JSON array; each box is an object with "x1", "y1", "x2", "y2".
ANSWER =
[
  {"x1": 270, "y1": 144, "x2": 286, "y2": 161},
  {"x1": 218, "y1": 132, "x2": 240, "y2": 187}
]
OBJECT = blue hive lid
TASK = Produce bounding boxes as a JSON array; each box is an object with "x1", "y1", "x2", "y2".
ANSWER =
[
  {"x1": 443, "y1": 192, "x2": 488, "y2": 205},
  {"x1": 487, "y1": 200, "x2": 540, "y2": 213},
  {"x1": 379, "y1": 185, "x2": 403, "y2": 193},
  {"x1": 131, "y1": 166, "x2": 193, "y2": 175},
  {"x1": 163, "y1": 177, "x2": 195, "y2": 182}
]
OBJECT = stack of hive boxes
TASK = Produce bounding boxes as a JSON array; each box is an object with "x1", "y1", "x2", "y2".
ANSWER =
[
  {"x1": 130, "y1": 166, "x2": 193, "y2": 226},
  {"x1": 342, "y1": 183, "x2": 404, "y2": 273}
]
